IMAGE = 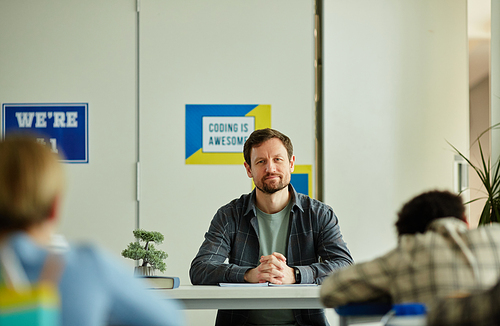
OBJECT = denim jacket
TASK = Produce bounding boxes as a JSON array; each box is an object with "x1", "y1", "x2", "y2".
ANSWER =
[{"x1": 190, "y1": 185, "x2": 353, "y2": 326}]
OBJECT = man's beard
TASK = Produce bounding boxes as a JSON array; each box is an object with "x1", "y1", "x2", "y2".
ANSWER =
[{"x1": 255, "y1": 174, "x2": 289, "y2": 194}]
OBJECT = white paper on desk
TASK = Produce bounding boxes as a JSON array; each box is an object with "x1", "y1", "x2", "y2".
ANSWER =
[
  {"x1": 218, "y1": 283, "x2": 317, "y2": 287},
  {"x1": 268, "y1": 283, "x2": 318, "y2": 287},
  {"x1": 219, "y1": 282, "x2": 269, "y2": 287}
]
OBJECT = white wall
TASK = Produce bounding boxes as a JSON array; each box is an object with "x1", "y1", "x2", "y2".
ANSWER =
[
  {"x1": 323, "y1": 0, "x2": 469, "y2": 263},
  {"x1": 0, "y1": 0, "x2": 138, "y2": 258},
  {"x1": 0, "y1": 1, "x2": 316, "y2": 325}
]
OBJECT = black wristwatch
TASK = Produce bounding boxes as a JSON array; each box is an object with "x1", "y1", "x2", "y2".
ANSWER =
[{"x1": 293, "y1": 267, "x2": 301, "y2": 284}]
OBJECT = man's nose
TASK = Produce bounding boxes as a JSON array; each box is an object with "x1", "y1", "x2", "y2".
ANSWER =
[{"x1": 266, "y1": 161, "x2": 276, "y2": 172}]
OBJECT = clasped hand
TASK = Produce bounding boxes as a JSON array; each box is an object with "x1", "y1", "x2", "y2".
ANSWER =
[{"x1": 244, "y1": 252, "x2": 295, "y2": 285}]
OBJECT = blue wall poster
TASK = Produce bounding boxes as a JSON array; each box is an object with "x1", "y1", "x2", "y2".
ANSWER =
[
  {"x1": 1, "y1": 103, "x2": 89, "y2": 163},
  {"x1": 185, "y1": 104, "x2": 271, "y2": 164}
]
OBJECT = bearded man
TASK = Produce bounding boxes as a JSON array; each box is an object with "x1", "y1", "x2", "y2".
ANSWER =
[{"x1": 190, "y1": 128, "x2": 353, "y2": 326}]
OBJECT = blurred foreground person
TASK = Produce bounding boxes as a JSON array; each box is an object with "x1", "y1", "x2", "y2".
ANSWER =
[
  {"x1": 320, "y1": 190, "x2": 500, "y2": 311},
  {"x1": 0, "y1": 135, "x2": 184, "y2": 326}
]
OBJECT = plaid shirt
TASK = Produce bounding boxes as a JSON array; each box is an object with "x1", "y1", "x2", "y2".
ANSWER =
[
  {"x1": 427, "y1": 277, "x2": 500, "y2": 326},
  {"x1": 320, "y1": 218, "x2": 500, "y2": 311},
  {"x1": 189, "y1": 185, "x2": 353, "y2": 326}
]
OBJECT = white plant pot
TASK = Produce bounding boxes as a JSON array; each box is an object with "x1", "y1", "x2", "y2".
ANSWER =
[{"x1": 134, "y1": 266, "x2": 155, "y2": 276}]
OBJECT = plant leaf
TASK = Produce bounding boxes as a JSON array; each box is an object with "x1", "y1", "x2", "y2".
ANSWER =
[{"x1": 479, "y1": 200, "x2": 491, "y2": 225}]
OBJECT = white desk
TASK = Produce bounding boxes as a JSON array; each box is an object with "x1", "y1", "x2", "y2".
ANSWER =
[{"x1": 156, "y1": 285, "x2": 323, "y2": 310}]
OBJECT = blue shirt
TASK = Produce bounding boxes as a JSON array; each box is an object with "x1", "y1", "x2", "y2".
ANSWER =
[
  {"x1": 4, "y1": 233, "x2": 185, "y2": 326},
  {"x1": 190, "y1": 185, "x2": 353, "y2": 326}
]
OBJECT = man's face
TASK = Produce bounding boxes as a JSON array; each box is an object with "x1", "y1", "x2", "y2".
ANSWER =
[{"x1": 244, "y1": 137, "x2": 295, "y2": 195}]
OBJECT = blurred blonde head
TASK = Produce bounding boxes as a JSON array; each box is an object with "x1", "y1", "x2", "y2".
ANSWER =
[{"x1": 0, "y1": 135, "x2": 65, "y2": 231}]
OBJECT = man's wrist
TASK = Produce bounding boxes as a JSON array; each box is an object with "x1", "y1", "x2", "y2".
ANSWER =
[{"x1": 244, "y1": 268, "x2": 252, "y2": 282}]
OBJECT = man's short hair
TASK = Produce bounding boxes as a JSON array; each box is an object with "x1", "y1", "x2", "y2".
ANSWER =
[
  {"x1": 395, "y1": 190, "x2": 466, "y2": 236},
  {"x1": 243, "y1": 128, "x2": 293, "y2": 166},
  {"x1": 0, "y1": 135, "x2": 64, "y2": 231}
]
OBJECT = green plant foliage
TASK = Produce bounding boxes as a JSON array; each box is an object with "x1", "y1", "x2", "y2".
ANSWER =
[
  {"x1": 121, "y1": 242, "x2": 147, "y2": 261},
  {"x1": 449, "y1": 123, "x2": 500, "y2": 225},
  {"x1": 132, "y1": 229, "x2": 164, "y2": 244},
  {"x1": 121, "y1": 229, "x2": 168, "y2": 272}
]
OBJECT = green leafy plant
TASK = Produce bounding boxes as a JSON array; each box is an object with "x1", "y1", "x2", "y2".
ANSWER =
[
  {"x1": 122, "y1": 229, "x2": 168, "y2": 272},
  {"x1": 449, "y1": 123, "x2": 500, "y2": 225}
]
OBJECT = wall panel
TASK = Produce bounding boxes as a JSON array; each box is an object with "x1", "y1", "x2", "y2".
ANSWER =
[
  {"x1": 323, "y1": 0, "x2": 469, "y2": 262},
  {"x1": 139, "y1": 1, "x2": 315, "y2": 324},
  {"x1": 0, "y1": 0, "x2": 138, "y2": 256}
]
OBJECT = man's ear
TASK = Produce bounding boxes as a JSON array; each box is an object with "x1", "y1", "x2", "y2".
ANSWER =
[
  {"x1": 244, "y1": 162, "x2": 253, "y2": 178},
  {"x1": 290, "y1": 155, "x2": 295, "y2": 173},
  {"x1": 47, "y1": 195, "x2": 61, "y2": 223}
]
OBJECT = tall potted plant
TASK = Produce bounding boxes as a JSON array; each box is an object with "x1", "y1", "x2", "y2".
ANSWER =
[{"x1": 449, "y1": 123, "x2": 500, "y2": 225}]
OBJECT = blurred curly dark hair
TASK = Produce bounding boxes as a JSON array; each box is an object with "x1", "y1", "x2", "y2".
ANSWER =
[{"x1": 395, "y1": 190, "x2": 466, "y2": 236}]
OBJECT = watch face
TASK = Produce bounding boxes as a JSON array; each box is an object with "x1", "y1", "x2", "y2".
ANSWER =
[{"x1": 294, "y1": 268, "x2": 300, "y2": 283}]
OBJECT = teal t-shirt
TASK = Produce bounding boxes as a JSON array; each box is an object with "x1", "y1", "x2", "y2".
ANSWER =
[{"x1": 247, "y1": 200, "x2": 297, "y2": 326}]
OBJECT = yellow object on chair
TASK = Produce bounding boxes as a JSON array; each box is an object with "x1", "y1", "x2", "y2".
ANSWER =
[
  {"x1": 0, "y1": 282, "x2": 60, "y2": 326},
  {"x1": 0, "y1": 243, "x2": 62, "y2": 326}
]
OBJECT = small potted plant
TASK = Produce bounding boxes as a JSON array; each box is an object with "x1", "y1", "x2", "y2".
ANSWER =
[{"x1": 122, "y1": 229, "x2": 168, "y2": 276}]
